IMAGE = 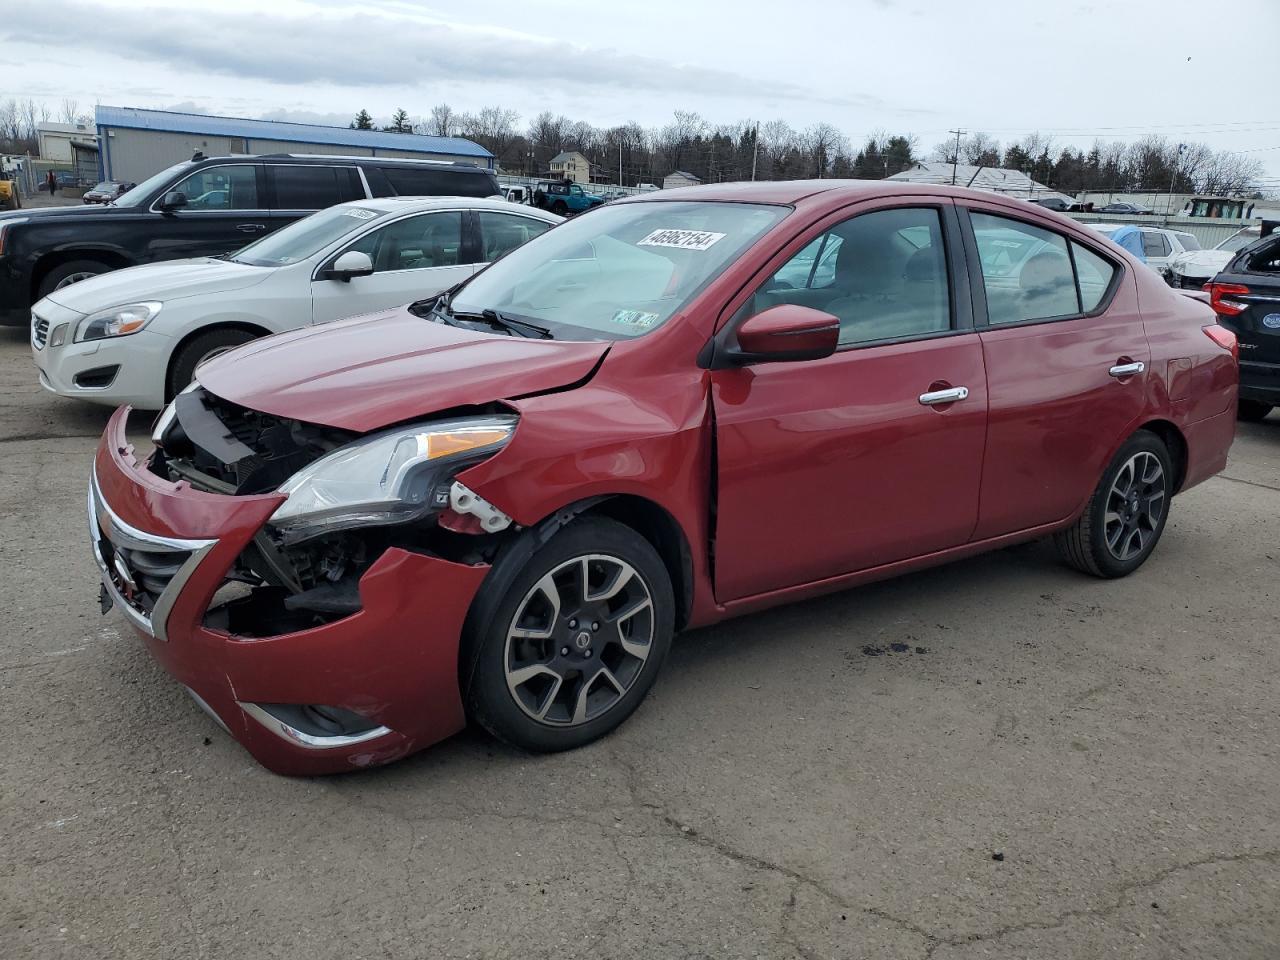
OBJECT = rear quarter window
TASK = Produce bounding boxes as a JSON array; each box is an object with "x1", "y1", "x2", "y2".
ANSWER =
[{"x1": 380, "y1": 167, "x2": 499, "y2": 198}]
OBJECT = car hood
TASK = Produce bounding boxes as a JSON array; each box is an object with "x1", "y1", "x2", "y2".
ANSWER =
[
  {"x1": 0, "y1": 204, "x2": 144, "y2": 224},
  {"x1": 1170, "y1": 250, "x2": 1232, "y2": 277},
  {"x1": 196, "y1": 308, "x2": 610, "y2": 432},
  {"x1": 43, "y1": 258, "x2": 272, "y2": 314}
]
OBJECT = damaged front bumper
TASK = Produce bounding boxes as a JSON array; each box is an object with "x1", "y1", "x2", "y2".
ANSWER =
[{"x1": 90, "y1": 406, "x2": 489, "y2": 775}]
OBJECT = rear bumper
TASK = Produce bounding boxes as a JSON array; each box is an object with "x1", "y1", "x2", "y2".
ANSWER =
[
  {"x1": 90, "y1": 406, "x2": 489, "y2": 775},
  {"x1": 1238, "y1": 360, "x2": 1280, "y2": 404},
  {"x1": 1181, "y1": 406, "x2": 1237, "y2": 492}
]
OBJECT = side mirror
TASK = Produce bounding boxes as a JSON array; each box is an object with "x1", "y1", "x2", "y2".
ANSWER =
[
  {"x1": 324, "y1": 250, "x2": 374, "y2": 282},
  {"x1": 159, "y1": 191, "x2": 188, "y2": 212},
  {"x1": 725, "y1": 304, "x2": 839, "y2": 365}
]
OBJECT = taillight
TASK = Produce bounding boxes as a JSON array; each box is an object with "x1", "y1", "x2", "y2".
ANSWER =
[
  {"x1": 1206, "y1": 282, "x2": 1250, "y2": 317},
  {"x1": 1203, "y1": 324, "x2": 1238, "y2": 363}
]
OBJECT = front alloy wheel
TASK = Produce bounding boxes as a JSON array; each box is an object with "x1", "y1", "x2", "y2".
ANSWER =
[{"x1": 464, "y1": 516, "x2": 674, "y2": 752}]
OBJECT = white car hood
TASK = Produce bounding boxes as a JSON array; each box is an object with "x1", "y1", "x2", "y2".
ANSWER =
[
  {"x1": 1170, "y1": 250, "x2": 1232, "y2": 278},
  {"x1": 43, "y1": 258, "x2": 273, "y2": 314}
]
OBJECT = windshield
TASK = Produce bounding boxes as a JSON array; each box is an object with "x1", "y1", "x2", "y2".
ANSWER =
[
  {"x1": 111, "y1": 161, "x2": 194, "y2": 207},
  {"x1": 1217, "y1": 231, "x2": 1258, "y2": 253},
  {"x1": 230, "y1": 205, "x2": 383, "y2": 266},
  {"x1": 449, "y1": 200, "x2": 788, "y2": 340}
]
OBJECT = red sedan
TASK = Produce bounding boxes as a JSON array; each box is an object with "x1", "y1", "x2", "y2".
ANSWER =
[{"x1": 89, "y1": 181, "x2": 1238, "y2": 774}]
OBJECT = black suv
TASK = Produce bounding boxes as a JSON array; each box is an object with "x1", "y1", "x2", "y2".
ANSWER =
[
  {"x1": 1207, "y1": 222, "x2": 1280, "y2": 422},
  {"x1": 0, "y1": 153, "x2": 500, "y2": 325}
]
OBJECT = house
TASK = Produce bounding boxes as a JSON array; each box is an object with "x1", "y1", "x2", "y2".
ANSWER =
[
  {"x1": 94, "y1": 105, "x2": 494, "y2": 183},
  {"x1": 548, "y1": 151, "x2": 591, "y2": 184},
  {"x1": 663, "y1": 170, "x2": 701, "y2": 190},
  {"x1": 887, "y1": 161, "x2": 1073, "y2": 205}
]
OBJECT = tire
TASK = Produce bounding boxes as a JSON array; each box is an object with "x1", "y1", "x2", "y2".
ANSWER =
[
  {"x1": 1054, "y1": 431, "x2": 1173, "y2": 579},
  {"x1": 167, "y1": 328, "x2": 258, "y2": 399},
  {"x1": 37, "y1": 259, "x2": 110, "y2": 299},
  {"x1": 1238, "y1": 400, "x2": 1273, "y2": 423},
  {"x1": 463, "y1": 516, "x2": 674, "y2": 752},
  {"x1": 551, "y1": 200, "x2": 568, "y2": 216}
]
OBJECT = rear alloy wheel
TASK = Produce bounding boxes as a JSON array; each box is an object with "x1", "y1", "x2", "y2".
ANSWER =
[
  {"x1": 1238, "y1": 400, "x2": 1273, "y2": 423},
  {"x1": 1055, "y1": 432, "x2": 1173, "y2": 578},
  {"x1": 464, "y1": 517, "x2": 673, "y2": 751}
]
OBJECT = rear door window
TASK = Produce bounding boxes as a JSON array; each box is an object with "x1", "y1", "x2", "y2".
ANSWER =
[
  {"x1": 1142, "y1": 232, "x2": 1171, "y2": 258},
  {"x1": 477, "y1": 211, "x2": 553, "y2": 261},
  {"x1": 1071, "y1": 242, "x2": 1117, "y2": 312},
  {"x1": 970, "y1": 213, "x2": 1079, "y2": 324},
  {"x1": 269, "y1": 166, "x2": 349, "y2": 210}
]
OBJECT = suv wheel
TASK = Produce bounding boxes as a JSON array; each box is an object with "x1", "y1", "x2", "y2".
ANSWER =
[
  {"x1": 1054, "y1": 431, "x2": 1173, "y2": 578},
  {"x1": 1238, "y1": 400, "x2": 1273, "y2": 422},
  {"x1": 463, "y1": 517, "x2": 674, "y2": 752},
  {"x1": 37, "y1": 260, "x2": 110, "y2": 299},
  {"x1": 551, "y1": 200, "x2": 568, "y2": 215}
]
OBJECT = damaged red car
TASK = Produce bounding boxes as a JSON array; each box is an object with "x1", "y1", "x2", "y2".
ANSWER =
[{"x1": 90, "y1": 181, "x2": 1238, "y2": 775}]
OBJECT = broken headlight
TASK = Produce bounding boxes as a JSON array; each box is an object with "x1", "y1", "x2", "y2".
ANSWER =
[{"x1": 268, "y1": 415, "x2": 515, "y2": 544}]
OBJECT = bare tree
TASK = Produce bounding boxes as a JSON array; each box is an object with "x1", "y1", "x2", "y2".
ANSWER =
[
  {"x1": 425, "y1": 103, "x2": 456, "y2": 138},
  {"x1": 60, "y1": 98, "x2": 80, "y2": 125},
  {"x1": 802, "y1": 122, "x2": 847, "y2": 177}
]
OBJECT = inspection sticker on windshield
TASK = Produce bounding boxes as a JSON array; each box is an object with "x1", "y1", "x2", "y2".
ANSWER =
[
  {"x1": 342, "y1": 208, "x2": 379, "y2": 220},
  {"x1": 611, "y1": 309, "x2": 660, "y2": 328},
  {"x1": 637, "y1": 228, "x2": 726, "y2": 251}
]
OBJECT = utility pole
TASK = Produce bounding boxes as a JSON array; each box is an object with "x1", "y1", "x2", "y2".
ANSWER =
[
  {"x1": 1165, "y1": 142, "x2": 1185, "y2": 221},
  {"x1": 751, "y1": 123, "x2": 759, "y2": 181},
  {"x1": 619, "y1": 138, "x2": 623, "y2": 188},
  {"x1": 948, "y1": 128, "x2": 966, "y2": 185}
]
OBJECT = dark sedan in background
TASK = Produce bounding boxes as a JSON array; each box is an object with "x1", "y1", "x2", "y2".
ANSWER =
[{"x1": 81, "y1": 181, "x2": 136, "y2": 204}]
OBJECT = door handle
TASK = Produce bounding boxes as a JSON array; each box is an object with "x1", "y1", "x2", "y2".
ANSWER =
[
  {"x1": 1108, "y1": 361, "x2": 1145, "y2": 378},
  {"x1": 918, "y1": 386, "x2": 969, "y2": 406},
  {"x1": 236, "y1": 223, "x2": 266, "y2": 233}
]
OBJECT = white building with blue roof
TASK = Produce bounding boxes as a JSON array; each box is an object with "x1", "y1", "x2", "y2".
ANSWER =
[{"x1": 95, "y1": 106, "x2": 494, "y2": 183}]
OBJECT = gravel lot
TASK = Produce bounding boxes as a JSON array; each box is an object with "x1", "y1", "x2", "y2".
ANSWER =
[{"x1": 2, "y1": 323, "x2": 1277, "y2": 959}]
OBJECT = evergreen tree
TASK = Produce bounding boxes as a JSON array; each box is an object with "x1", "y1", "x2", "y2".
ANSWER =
[
  {"x1": 350, "y1": 109, "x2": 374, "y2": 130},
  {"x1": 384, "y1": 109, "x2": 411, "y2": 134}
]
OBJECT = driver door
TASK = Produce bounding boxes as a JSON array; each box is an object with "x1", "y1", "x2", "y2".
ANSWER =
[
  {"x1": 310, "y1": 210, "x2": 480, "y2": 324},
  {"x1": 711, "y1": 200, "x2": 989, "y2": 601}
]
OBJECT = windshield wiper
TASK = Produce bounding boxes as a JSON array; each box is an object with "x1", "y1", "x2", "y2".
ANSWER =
[{"x1": 448, "y1": 307, "x2": 553, "y2": 340}]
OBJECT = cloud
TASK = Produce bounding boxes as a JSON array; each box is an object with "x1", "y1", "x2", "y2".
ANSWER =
[{"x1": 3, "y1": 0, "x2": 879, "y2": 109}]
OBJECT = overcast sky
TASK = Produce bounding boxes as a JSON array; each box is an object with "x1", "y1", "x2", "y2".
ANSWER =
[{"x1": 5, "y1": 0, "x2": 1278, "y2": 183}]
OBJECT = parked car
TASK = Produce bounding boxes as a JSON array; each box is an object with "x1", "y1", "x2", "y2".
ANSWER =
[
  {"x1": 501, "y1": 185, "x2": 530, "y2": 204},
  {"x1": 1168, "y1": 225, "x2": 1263, "y2": 289},
  {"x1": 89, "y1": 181, "x2": 1237, "y2": 775},
  {"x1": 33, "y1": 197, "x2": 559, "y2": 408},
  {"x1": 0, "y1": 152, "x2": 501, "y2": 325},
  {"x1": 82, "y1": 180, "x2": 136, "y2": 204},
  {"x1": 1204, "y1": 229, "x2": 1280, "y2": 421},
  {"x1": 1091, "y1": 224, "x2": 1201, "y2": 280},
  {"x1": 1028, "y1": 197, "x2": 1083, "y2": 212},
  {"x1": 531, "y1": 179, "x2": 605, "y2": 215},
  {"x1": 1097, "y1": 201, "x2": 1154, "y2": 215}
]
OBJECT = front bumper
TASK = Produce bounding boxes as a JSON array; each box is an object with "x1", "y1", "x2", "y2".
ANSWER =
[
  {"x1": 1239, "y1": 360, "x2": 1280, "y2": 405},
  {"x1": 90, "y1": 407, "x2": 490, "y2": 775},
  {"x1": 32, "y1": 306, "x2": 170, "y2": 409}
]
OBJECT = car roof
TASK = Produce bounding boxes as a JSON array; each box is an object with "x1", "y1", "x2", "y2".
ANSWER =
[
  {"x1": 333, "y1": 196, "x2": 561, "y2": 219},
  {"x1": 613, "y1": 179, "x2": 1050, "y2": 207}
]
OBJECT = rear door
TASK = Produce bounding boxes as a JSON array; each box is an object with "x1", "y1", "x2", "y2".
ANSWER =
[
  {"x1": 310, "y1": 209, "x2": 479, "y2": 324},
  {"x1": 711, "y1": 198, "x2": 989, "y2": 601},
  {"x1": 1216, "y1": 236, "x2": 1280, "y2": 370},
  {"x1": 961, "y1": 205, "x2": 1150, "y2": 539},
  {"x1": 473, "y1": 210, "x2": 555, "y2": 264},
  {"x1": 266, "y1": 163, "x2": 363, "y2": 230}
]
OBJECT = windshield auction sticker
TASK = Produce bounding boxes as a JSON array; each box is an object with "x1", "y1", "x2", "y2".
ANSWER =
[
  {"x1": 343, "y1": 208, "x2": 380, "y2": 220},
  {"x1": 637, "y1": 229, "x2": 726, "y2": 251},
  {"x1": 611, "y1": 309, "x2": 660, "y2": 328}
]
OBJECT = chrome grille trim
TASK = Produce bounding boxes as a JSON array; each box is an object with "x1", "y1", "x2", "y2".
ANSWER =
[
  {"x1": 88, "y1": 465, "x2": 217, "y2": 642},
  {"x1": 31, "y1": 311, "x2": 49, "y2": 350}
]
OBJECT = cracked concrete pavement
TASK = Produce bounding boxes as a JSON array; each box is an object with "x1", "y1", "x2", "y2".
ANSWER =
[{"x1": 1, "y1": 326, "x2": 1278, "y2": 958}]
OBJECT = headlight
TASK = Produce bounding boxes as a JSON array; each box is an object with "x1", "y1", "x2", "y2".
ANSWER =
[
  {"x1": 269, "y1": 415, "x2": 516, "y2": 543},
  {"x1": 76, "y1": 301, "x2": 162, "y2": 342},
  {"x1": 151, "y1": 381, "x2": 199, "y2": 446}
]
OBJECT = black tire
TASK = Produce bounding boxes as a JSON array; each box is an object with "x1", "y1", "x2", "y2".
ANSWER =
[
  {"x1": 1238, "y1": 400, "x2": 1273, "y2": 423},
  {"x1": 462, "y1": 516, "x2": 674, "y2": 752},
  {"x1": 37, "y1": 259, "x2": 110, "y2": 299},
  {"x1": 551, "y1": 200, "x2": 568, "y2": 216},
  {"x1": 1054, "y1": 431, "x2": 1173, "y2": 579},
  {"x1": 167, "y1": 328, "x2": 258, "y2": 399}
]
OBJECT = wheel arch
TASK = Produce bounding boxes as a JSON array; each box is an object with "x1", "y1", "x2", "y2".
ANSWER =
[
  {"x1": 1136, "y1": 418, "x2": 1189, "y2": 493},
  {"x1": 32, "y1": 248, "x2": 133, "y2": 299},
  {"x1": 166, "y1": 321, "x2": 273, "y2": 397}
]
